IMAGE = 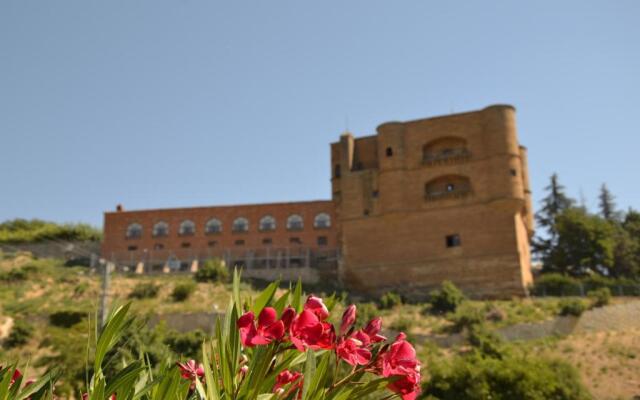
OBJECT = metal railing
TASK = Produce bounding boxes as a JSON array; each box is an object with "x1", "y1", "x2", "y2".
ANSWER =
[{"x1": 425, "y1": 186, "x2": 472, "y2": 201}]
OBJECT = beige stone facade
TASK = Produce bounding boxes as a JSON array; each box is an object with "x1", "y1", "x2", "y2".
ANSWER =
[
  {"x1": 102, "y1": 104, "x2": 533, "y2": 297},
  {"x1": 331, "y1": 104, "x2": 533, "y2": 297}
]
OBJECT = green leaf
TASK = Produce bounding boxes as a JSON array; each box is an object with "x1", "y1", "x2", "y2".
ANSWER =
[
  {"x1": 292, "y1": 278, "x2": 303, "y2": 313},
  {"x1": 201, "y1": 341, "x2": 219, "y2": 400},
  {"x1": 251, "y1": 281, "x2": 279, "y2": 315},
  {"x1": 301, "y1": 349, "x2": 316, "y2": 400},
  {"x1": 94, "y1": 303, "x2": 133, "y2": 373},
  {"x1": 273, "y1": 289, "x2": 291, "y2": 315},
  {"x1": 306, "y1": 351, "x2": 331, "y2": 399}
]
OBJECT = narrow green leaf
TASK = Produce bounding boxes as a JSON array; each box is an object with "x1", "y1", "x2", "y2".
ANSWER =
[
  {"x1": 301, "y1": 349, "x2": 316, "y2": 400},
  {"x1": 272, "y1": 289, "x2": 291, "y2": 314},
  {"x1": 251, "y1": 281, "x2": 279, "y2": 315},
  {"x1": 201, "y1": 341, "x2": 219, "y2": 400},
  {"x1": 292, "y1": 278, "x2": 303, "y2": 313}
]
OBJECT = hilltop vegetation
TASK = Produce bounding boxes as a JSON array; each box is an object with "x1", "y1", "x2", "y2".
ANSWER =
[{"x1": 0, "y1": 218, "x2": 102, "y2": 244}]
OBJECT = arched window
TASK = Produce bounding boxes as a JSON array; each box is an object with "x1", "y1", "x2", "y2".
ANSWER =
[
  {"x1": 314, "y1": 213, "x2": 331, "y2": 229},
  {"x1": 423, "y1": 137, "x2": 470, "y2": 164},
  {"x1": 179, "y1": 220, "x2": 195, "y2": 236},
  {"x1": 259, "y1": 215, "x2": 276, "y2": 231},
  {"x1": 205, "y1": 218, "x2": 222, "y2": 234},
  {"x1": 126, "y1": 223, "x2": 142, "y2": 239},
  {"x1": 334, "y1": 164, "x2": 341, "y2": 178},
  {"x1": 425, "y1": 175, "x2": 472, "y2": 200},
  {"x1": 287, "y1": 214, "x2": 304, "y2": 231},
  {"x1": 152, "y1": 221, "x2": 169, "y2": 237},
  {"x1": 232, "y1": 217, "x2": 249, "y2": 233}
]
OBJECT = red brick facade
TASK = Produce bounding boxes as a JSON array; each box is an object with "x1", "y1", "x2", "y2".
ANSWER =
[{"x1": 102, "y1": 104, "x2": 534, "y2": 297}]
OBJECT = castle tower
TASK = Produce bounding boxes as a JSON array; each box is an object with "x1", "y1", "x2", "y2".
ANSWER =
[{"x1": 331, "y1": 105, "x2": 534, "y2": 298}]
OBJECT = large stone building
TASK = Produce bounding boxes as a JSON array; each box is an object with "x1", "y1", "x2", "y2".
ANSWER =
[{"x1": 102, "y1": 104, "x2": 534, "y2": 297}]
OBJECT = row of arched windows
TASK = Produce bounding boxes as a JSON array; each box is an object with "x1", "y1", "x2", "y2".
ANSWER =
[{"x1": 125, "y1": 213, "x2": 332, "y2": 239}]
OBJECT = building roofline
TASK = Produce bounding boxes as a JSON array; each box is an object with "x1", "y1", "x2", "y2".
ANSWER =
[
  {"x1": 104, "y1": 199, "x2": 334, "y2": 216},
  {"x1": 331, "y1": 104, "x2": 516, "y2": 143}
]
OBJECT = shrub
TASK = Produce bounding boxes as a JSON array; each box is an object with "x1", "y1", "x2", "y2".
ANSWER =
[
  {"x1": 129, "y1": 282, "x2": 159, "y2": 299},
  {"x1": 587, "y1": 287, "x2": 611, "y2": 308},
  {"x1": 194, "y1": 258, "x2": 229, "y2": 283},
  {"x1": 0, "y1": 268, "x2": 28, "y2": 282},
  {"x1": 558, "y1": 299, "x2": 587, "y2": 317},
  {"x1": 531, "y1": 273, "x2": 582, "y2": 296},
  {"x1": 49, "y1": 310, "x2": 86, "y2": 328},
  {"x1": 448, "y1": 303, "x2": 485, "y2": 333},
  {"x1": 163, "y1": 329, "x2": 206, "y2": 359},
  {"x1": 424, "y1": 349, "x2": 592, "y2": 399},
  {"x1": 484, "y1": 304, "x2": 507, "y2": 322},
  {"x1": 378, "y1": 291, "x2": 402, "y2": 309},
  {"x1": 389, "y1": 316, "x2": 414, "y2": 333},
  {"x1": 171, "y1": 282, "x2": 196, "y2": 302},
  {"x1": 4, "y1": 319, "x2": 34, "y2": 348},
  {"x1": 428, "y1": 280, "x2": 466, "y2": 314},
  {"x1": 0, "y1": 218, "x2": 101, "y2": 244}
]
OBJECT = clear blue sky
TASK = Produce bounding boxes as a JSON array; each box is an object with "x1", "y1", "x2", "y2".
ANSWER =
[{"x1": 1, "y1": 1, "x2": 638, "y2": 227}]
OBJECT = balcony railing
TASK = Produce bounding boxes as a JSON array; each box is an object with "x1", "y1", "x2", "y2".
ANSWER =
[
  {"x1": 423, "y1": 148, "x2": 471, "y2": 165},
  {"x1": 425, "y1": 186, "x2": 472, "y2": 201}
]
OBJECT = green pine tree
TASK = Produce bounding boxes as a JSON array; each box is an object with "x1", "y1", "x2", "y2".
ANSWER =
[
  {"x1": 598, "y1": 183, "x2": 620, "y2": 222},
  {"x1": 533, "y1": 173, "x2": 575, "y2": 271}
]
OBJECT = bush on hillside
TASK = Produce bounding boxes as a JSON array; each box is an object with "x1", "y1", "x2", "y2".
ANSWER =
[
  {"x1": 129, "y1": 282, "x2": 160, "y2": 299},
  {"x1": 0, "y1": 218, "x2": 101, "y2": 244},
  {"x1": 587, "y1": 287, "x2": 611, "y2": 308},
  {"x1": 424, "y1": 350, "x2": 592, "y2": 400},
  {"x1": 428, "y1": 280, "x2": 466, "y2": 314},
  {"x1": 171, "y1": 281, "x2": 196, "y2": 302},
  {"x1": 49, "y1": 310, "x2": 86, "y2": 328},
  {"x1": 0, "y1": 268, "x2": 28, "y2": 282},
  {"x1": 4, "y1": 319, "x2": 34, "y2": 348},
  {"x1": 558, "y1": 298, "x2": 587, "y2": 317},
  {"x1": 163, "y1": 329, "x2": 206, "y2": 360},
  {"x1": 194, "y1": 258, "x2": 229, "y2": 283},
  {"x1": 447, "y1": 303, "x2": 485, "y2": 333},
  {"x1": 531, "y1": 273, "x2": 582, "y2": 296},
  {"x1": 378, "y1": 291, "x2": 402, "y2": 309}
]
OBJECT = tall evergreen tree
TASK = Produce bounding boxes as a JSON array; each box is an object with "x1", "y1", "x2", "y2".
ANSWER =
[
  {"x1": 533, "y1": 173, "x2": 575, "y2": 271},
  {"x1": 598, "y1": 183, "x2": 619, "y2": 222}
]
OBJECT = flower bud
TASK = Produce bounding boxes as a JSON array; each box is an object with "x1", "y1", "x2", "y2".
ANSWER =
[{"x1": 340, "y1": 304, "x2": 357, "y2": 336}]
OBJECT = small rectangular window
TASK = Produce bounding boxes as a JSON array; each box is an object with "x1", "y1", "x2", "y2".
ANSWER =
[
  {"x1": 317, "y1": 236, "x2": 328, "y2": 246},
  {"x1": 208, "y1": 241, "x2": 217, "y2": 247},
  {"x1": 262, "y1": 238, "x2": 273, "y2": 245},
  {"x1": 235, "y1": 239, "x2": 245, "y2": 246},
  {"x1": 181, "y1": 242, "x2": 191, "y2": 248},
  {"x1": 153, "y1": 243, "x2": 164, "y2": 250},
  {"x1": 510, "y1": 168, "x2": 517, "y2": 176},
  {"x1": 446, "y1": 234, "x2": 461, "y2": 248},
  {"x1": 290, "y1": 237, "x2": 302, "y2": 245},
  {"x1": 127, "y1": 245, "x2": 138, "y2": 251}
]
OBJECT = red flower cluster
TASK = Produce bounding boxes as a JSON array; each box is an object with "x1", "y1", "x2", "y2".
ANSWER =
[
  {"x1": 177, "y1": 359, "x2": 205, "y2": 390},
  {"x1": 237, "y1": 296, "x2": 421, "y2": 400}
]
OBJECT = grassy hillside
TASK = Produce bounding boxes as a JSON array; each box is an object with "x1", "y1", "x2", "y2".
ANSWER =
[{"x1": 1, "y1": 251, "x2": 639, "y2": 399}]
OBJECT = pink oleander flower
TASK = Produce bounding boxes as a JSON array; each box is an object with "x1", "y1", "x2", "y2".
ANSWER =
[
  {"x1": 377, "y1": 333, "x2": 421, "y2": 400},
  {"x1": 340, "y1": 304, "x2": 357, "y2": 336},
  {"x1": 238, "y1": 307, "x2": 285, "y2": 347},
  {"x1": 304, "y1": 295, "x2": 329, "y2": 320},
  {"x1": 336, "y1": 335, "x2": 371, "y2": 366},
  {"x1": 280, "y1": 306, "x2": 296, "y2": 331},
  {"x1": 273, "y1": 369, "x2": 303, "y2": 396},
  {"x1": 363, "y1": 317, "x2": 387, "y2": 343},
  {"x1": 289, "y1": 309, "x2": 335, "y2": 351},
  {"x1": 379, "y1": 333, "x2": 419, "y2": 376},
  {"x1": 387, "y1": 369, "x2": 421, "y2": 400},
  {"x1": 177, "y1": 359, "x2": 205, "y2": 388}
]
